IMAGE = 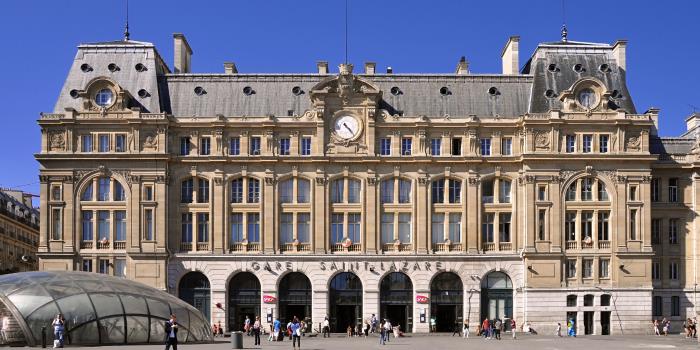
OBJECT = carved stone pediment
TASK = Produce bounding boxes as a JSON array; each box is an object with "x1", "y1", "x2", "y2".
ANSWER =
[{"x1": 309, "y1": 64, "x2": 382, "y2": 107}]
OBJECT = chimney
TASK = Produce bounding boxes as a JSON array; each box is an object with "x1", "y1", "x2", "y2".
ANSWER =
[
  {"x1": 224, "y1": 62, "x2": 238, "y2": 74},
  {"x1": 173, "y1": 33, "x2": 193, "y2": 73},
  {"x1": 500, "y1": 36, "x2": 520, "y2": 75},
  {"x1": 386, "y1": 66, "x2": 393, "y2": 74},
  {"x1": 317, "y1": 61, "x2": 329, "y2": 74},
  {"x1": 364, "y1": 62, "x2": 376, "y2": 75},
  {"x1": 455, "y1": 56, "x2": 469, "y2": 75},
  {"x1": 612, "y1": 40, "x2": 627, "y2": 71},
  {"x1": 686, "y1": 113, "x2": 700, "y2": 132}
]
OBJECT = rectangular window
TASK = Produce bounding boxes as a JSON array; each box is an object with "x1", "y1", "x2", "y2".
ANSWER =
[
  {"x1": 600, "y1": 259, "x2": 610, "y2": 278},
  {"x1": 197, "y1": 213, "x2": 209, "y2": 243},
  {"x1": 250, "y1": 136, "x2": 261, "y2": 155},
  {"x1": 598, "y1": 211, "x2": 610, "y2": 241},
  {"x1": 248, "y1": 179, "x2": 260, "y2": 203},
  {"x1": 502, "y1": 138, "x2": 512, "y2": 156},
  {"x1": 301, "y1": 137, "x2": 312, "y2": 156},
  {"x1": 430, "y1": 138, "x2": 441, "y2": 156},
  {"x1": 348, "y1": 180, "x2": 360, "y2": 203},
  {"x1": 537, "y1": 185, "x2": 547, "y2": 201},
  {"x1": 200, "y1": 137, "x2": 211, "y2": 155},
  {"x1": 566, "y1": 259, "x2": 577, "y2": 278},
  {"x1": 82, "y1": 211, "x2": 93, "y2": 241},
  {"x1": 651, "y1": 178, "x2": 660, "y2": 202},
  {"x1": 297, "y1": 179, "x2": 310, "y2": 203},
  {"x1": 180, "y1": 137, "x2": 190, "y2": 156},
  {"x1": 671, "y1": 296, "x2": 680, "y2": 317},
  {"x1": 114, "y1": 258, "x2": 126, "y2": 278},
  {"x1": 448, "y1": 213, "x2": 461, "y2": 243},
  {"x1": 97, "y1": 178, "x2": 110, "y2": 201},
  {"x1": 81, "y1": 259, "x2": 93, "y2": 272},
  {"x1": 229, "y1": 137, "x2": 240, "y2": 155},
  {"x1": 247, "y1": 213, "x2": 260, "y2": 242},
  {"x1": 230, "y1": 179, "x2": 243, "y2": 203},
  {"x1": 347, "y1": 213, "x2": 361, "y2": 243},
  {"x1": 566, "y1": 135, "x2": 575, "y2": 153},
  {"x1": 381, "y1": 213, "x2": 394, "y2": 245},
  {"x1": 480, "y1": 138, "x2": 491, "y2": 156},
  {"x1": 230, "y1": 213, "x2": 243, "y2": 242},
  {"x1": 652, "y1": 262, "x2": 661, "y2": 280},
  {"x1": 582, "y1": 134, "x2": 592, "y2": 153},
  {"x1": 653, "y1": 296, "x2": 663, "y2": 316},
  {"x1": 431, "y1": 179, "x2": 444, "y2": 204},
  {"x1": 115, "y1": 134, "x2": 126, "y2": 152},
  {"x1": 598, "y1": 182, "x2": 609, "y2": 201},
  {"x1": 566, "y1": 182, "x2": 576, "y2": 201},
  {"x1": 98, "y1": 258, "x2": 109, "y2": 274},
  {"x1": 81, "y1": 134, "x2": 93, "y2": 152},
  {"x1": 144, "y1": 185, "x2": 153, "y2": 201},
  {"x1": 401, "y1": 137, "x2": 412, "y2": 155},
  {"x1": 399, "y1": 180, "x2": 411, "y2": 204},
  {"x1": 565, "y1": 212, "x2": 576, "y2": 241},
  {"x1": 499, "y1": 213, "x2": 511, "y2": 242},
  {"x1": 599, "y1": 134, "x2": 609, "y2": 153},
  {"x1": 51, "y1": 186, "x2": 61, "y2": 201},
  {"x1": 115, "y1": 211, "x2": 126, "y2": 241},
  {"x1": 380, "y1": 180, "x2": 394, "y2": 204},
  {"x1": 482, "y1": 213, "x2": 494, "y2": 243},
  {"x1": 279, "y1": 138, "x2": 290, "y2": 155},
  {"x1": 98, "y1": 134, "x2": 110, "y2": 152},
  {"x1": 380, "y1": 138, "x2": 391, "y2": 156},
  {"x1": 279, "y1": 179, "x2": 293, "y2": 204},
  {"x1": 297, "y1": 213, "x2": 310, "y2": 243},
  {"x1": 448, "y1": 179, "x2": 461, "y2": 204},
  {"x1": 51, "y1": 208, "x2": 62, "y2": 240},
  {"x1": 499, "y1": 180, "x2": 511, "y2": 203},
  {"x1": 451, "y1": 138, "x2": 462, "y2": 156},
  {"x1": 331, "y1": 214, "x2": 344, "y2": 244},
  {"x1": 197, "y1": 179, "x2": 209, "y2": 203},
  {"x1": 97, "y1": 210, "x2": 110, "y2": 241},
  {"x1": 431, "y1": 213, "x2": 445, "y2": 244},
  {"x1": 331, "y1": 180, "x2": 344, "y2": 203},
  {"x1": 669, "y1": 218, "x2": 678, "y2": 244},
  {"x1": 581, "y1": 211, "x2": 593, "y2": 240},
  {"x1": 651, "y1": 219, "x2": 661, "y2": 244},
  {"x1": 669, "y1": 178, "x2": 678, "y2": 202},
  {"x1": 581, "y1": 178, "x2": 593, "y2": 201},
  {"x1": 629, "y1": 185, "x2": 638, "y2": 201},
  {"x1": 582, "y1": 259, "x2": 593, "y2": 278},
  {"x1": 144, "y1": 209, "x2": 153, "y2": 240},
  {"x1": 482, "y1": 180, "x2": 494, "y2": 204},
  {"x1": 537, "y1": 209, "x2": 546, "y2": 241},
  {"x1": 280, "y1": 213, "x2": 294, "y2": 244},
  {"x1": 630, "y1": 209, "x2": 637, "y2": 240},
  {"x1": 181, "y1": 213, "x2": 193, "y2": 243},
  {"x1": 181, "y1": 179, "x2": 193, "y2": 203},
  {"x1": 670, "y1": 261, "x2": 679, "y2": 280}
]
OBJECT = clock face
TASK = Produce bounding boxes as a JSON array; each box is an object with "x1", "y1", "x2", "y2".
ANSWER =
[{"x1": 334, "y1": 115, "x2": 361, "y2": 140}]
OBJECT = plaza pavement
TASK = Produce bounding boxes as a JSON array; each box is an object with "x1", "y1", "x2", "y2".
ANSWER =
[{"x1": 39, "y1": 333, "x2": 700, "y2": 350}]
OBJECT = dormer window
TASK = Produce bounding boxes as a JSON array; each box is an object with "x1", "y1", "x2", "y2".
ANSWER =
[
  {"x1": 95, "y1": 88, "x2": 113, "y2": 107},
  {"x1": 577, "y1": 88, "x2": 597, "y2": 109}
]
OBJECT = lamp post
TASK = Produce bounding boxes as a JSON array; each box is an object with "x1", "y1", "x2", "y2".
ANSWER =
[
  {"x1": 467, "y1": 288, "x2": 478, "y2": 327},
  {"x1": 594, "y1": 286, "x2": 623, "y2": 335}
]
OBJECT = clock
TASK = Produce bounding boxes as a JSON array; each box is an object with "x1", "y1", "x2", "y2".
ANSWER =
[{"x1": 333, "y1": 115, "x2": 361, "y2": 141}]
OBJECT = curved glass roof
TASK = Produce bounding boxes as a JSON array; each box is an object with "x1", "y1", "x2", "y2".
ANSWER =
[{"x1": 0, "y1": 271, "x2": 212, "y2": 346}]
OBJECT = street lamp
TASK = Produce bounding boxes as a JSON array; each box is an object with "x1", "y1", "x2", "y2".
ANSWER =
[
  {"x1": 467, "y1": 288, "x2": 479, "y2": 326},
  {"x1": 594, "y1": 286, "x2": 623, "y2": 335}
]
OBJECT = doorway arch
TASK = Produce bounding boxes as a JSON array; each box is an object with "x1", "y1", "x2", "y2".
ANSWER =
[
  {"x1": 279, "y1": 272, "x2": 312, "y2": 324},
  {"x1": 380, "y1": 272, "x2": 413, "y2": 333},
  {"x1": 178, "y1": 271, "x2": 211, "y2": 321},
  {"x1": 430, "y1": 272, "x2": 463, "y2": 332},
  {"x1": 329, "y1": 272, "x2": 362, "y2": 332},
  {"x1": 228, "y1": 272, "x2": 261, "y2": 332},
  {"x1": 480, "y1": 271, "x2": 513, "y2": 323}
]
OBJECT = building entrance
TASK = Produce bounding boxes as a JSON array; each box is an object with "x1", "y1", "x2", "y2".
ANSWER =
[
  {"x1": 329, "y1": 272, "x2": 362, "y2": 332},
  {"x1": 480, "y1": 271, "x2": 513, "y2": 321},
  {"x1": 178, "y1": 271, "x2": 211, "y2": 321},
  {"x1": 278, "y1": 272, "x2": 312, "y2": 324},
  {"x1": 380, "y1": 272, "x2": 413, "y2": 332},
  {"x1": 430, "y1": 272, "x2": 463, "y2": 332},
  {"x1": 584, "y1": 311, "x2": 594, "y2": 335},
  {"x1": 600, "y1": 311, "x2": 611, "y2": 335},
  {"x1": 228, "y1": 272, "x2": 260, "y2": 332}
]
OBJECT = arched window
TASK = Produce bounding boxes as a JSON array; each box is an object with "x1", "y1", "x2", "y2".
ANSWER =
[
  {"x1": 179, "y1": 177, "x2": 212, "y2": 252},
  {"x1": 279, "y1": 178, "x2": 311, "y2": 204},
  {"x1": 567, "y1": 294, "x2": 577, "y2": 307},
  {"x1": 584, "y1": 294, "x2": 594, "y2": 306},
  {"x1": 564, "y1": 177, "x2": 612, "y2": 251},
  {"x1": 481, "y1": 177, "x2": 514, "y2": 252},
  {"x1": 380, "y1": 178, "x2": 413, "y2": 252},
  {"x1": 229, "y1": 177, "x2": 260, "y2": 204},
  {"x1": 380, "y1": 178, "x2": 411, "y2": 204},
  {"x1": 330, "y1": 178, "x2": 361, "y2": 204},
  {"x1": 229, "y1": 177, "x2": 262, "y2": 252},
  {"x1": 279, "y1": 177, "x2": 312, "y2": 252},
  {"x1": 79, "y1": 177, "x2": 127, "y2": 251},
  {"x1": 431, "y1": 178, "x2": 463, "y2": 252}
]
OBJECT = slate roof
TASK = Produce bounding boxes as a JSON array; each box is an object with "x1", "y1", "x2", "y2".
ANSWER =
[{"x1": 650, "y1": 137, "x2": 695, "y2": 155}]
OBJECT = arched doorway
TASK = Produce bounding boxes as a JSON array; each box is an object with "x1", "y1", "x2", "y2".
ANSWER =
[
  {"x1": 279, "y1": 272, "x2": 312, "y2": 324},
  {"x1": 480, "y1": 271, "x2": 513, "y2": 322},
  {"x1": 178, "y1": 271, "x2": 211, "y2": 321},
  {"x1": 430, "y1": 272, "x2": 463, "y2": 332},
  {"x1": 380, "y1": 272, "x2": 413, "y2": 333},
  {"x1": 228, "y1": 272, "x2": 261, "y2": 332},
  {"x1": 329, "y1": 272, "x2": 362, "y2": 332}
]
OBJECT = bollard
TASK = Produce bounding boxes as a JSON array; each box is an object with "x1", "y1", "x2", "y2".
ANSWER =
[
  {"x1": 41, "y1": 326, "x2": 46, "y2": 348},
  {"x1": 231, "y1": 331, "x2": 243, "y2": 349}
]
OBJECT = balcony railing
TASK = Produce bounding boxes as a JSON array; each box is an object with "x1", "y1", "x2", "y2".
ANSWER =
[
  {"x1": 482, "y1": 242, "x2": 496, "y2": 252},
  {"x1": 331, "y1": 243, "x2": 362, "y2": 253},
  {"x1": 598, "y1": 241, "x2": 611, "y2": 249},
  {"x1": 179, "y1": 242, "x2": 192, "y2": 252},
  {"x1": 565, "y1": 241, "x2": 578, "y2": 250},
  {"x1": 280, "y1": 243, "x2": 312, "y2": 253},
  {"x1": 499, "y1": 242, "x2": 512, "y2": 251},
  {"x1": 381, "y1": 243, "x2": 414, "y2": 253},
  {"x1": 433, "y1": 242, "x2": 463, "y2": 252},
  {"x1": 229, "y1": 242, "x2": 261, "y2": 253},
  {"x1": 196, "y1": 242, "x2": 209, "y2": 251},
  {"x1": 113, "y1": 241, "x2": 126, "y2": 250},
  {"x1": 80, "y1": 241, "x2": 93, "y2": 249},
  {"x1": 581, "y1": 241, "x2": 593, "y2": 249},
  {"x1": 96, "y1": 241, "x2": 110, "y2": 250}
]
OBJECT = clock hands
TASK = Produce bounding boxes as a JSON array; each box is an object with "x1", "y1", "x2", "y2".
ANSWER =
[{"x1": 342, "y1": 122, "x2": 355, "y2": 137}]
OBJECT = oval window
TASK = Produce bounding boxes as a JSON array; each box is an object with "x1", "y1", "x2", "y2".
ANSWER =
[
  {"x1": 95, "y1": 88, "x2": 114, "y2": 107},
  {"x1": 577, "y1": 88, "x2": 597, "y2": 109}
]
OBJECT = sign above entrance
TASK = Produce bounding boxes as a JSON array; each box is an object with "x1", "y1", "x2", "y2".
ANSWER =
[
  {"x1": 416, "y1": 295, "x2": 429, "y2": 304},
  {"x1": 263, "y1": 295, "x2": 277, "y2": 303}
]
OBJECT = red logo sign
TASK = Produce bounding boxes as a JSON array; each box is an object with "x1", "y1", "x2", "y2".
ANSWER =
[
  {"x1": 263, "y1": 295, "x2": 277, "y2": 303},
  {"x1": 416, "y1": 295, "x2": 429, "y2": 304}
]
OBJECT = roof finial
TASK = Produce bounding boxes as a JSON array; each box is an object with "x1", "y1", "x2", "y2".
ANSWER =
[
  {"x1": 561, "y1": 24, "x2": 568, "y2": 42},
  {"x1": 560, "y1": 0, "x2": 568, "y2": 42},
  {"x1": 123, "y1": 0, "x2": 130, "y2": 41}
]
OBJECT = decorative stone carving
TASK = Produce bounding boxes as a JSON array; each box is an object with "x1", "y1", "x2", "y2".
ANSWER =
[
  {"x1": 534, "y1": 131, "x2": 550, "y2": 150},
  {"x1": 142, "y1": 133, "x2": 159, "y2": 150},
  {"x1": 468, "y1": 177, "x2": 481, "y2": 185},
  {"x1": 558, "y1": 170, "x2": 578, "y2": 183},
  {"x1": 265, "y1": 177, "x2": 276, "y2": 185},
  {"x1": 48, "y1": 130, "x2": 65, "y2": 151},
  {"x1": 214, "y1": 177, "x2": 224, "y2": 186},
  {"x1": 625, "y1": 133, "x2": 641, "y2": 152},
  {"x1": 518, "y1": 175, "x2": 535, "y2": 185},
  {"x1": 418, "y1": 176, "x2": 430, "y2": 185},
  {"x1": 367, "y1": 177, "x2": 378, "y2": 186},
  {"x1": 315, "y1": 177, "x2": 327, "y2": 185},
  {"x1": 39, "y1": 175, "x2": 50, "y2": 183}
]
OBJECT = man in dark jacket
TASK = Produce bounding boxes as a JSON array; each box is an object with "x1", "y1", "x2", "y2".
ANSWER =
[{"x1": 164, "y1": 314, "x2": 179, "y2": 350}]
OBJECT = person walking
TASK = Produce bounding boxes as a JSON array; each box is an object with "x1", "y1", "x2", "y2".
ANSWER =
[
  {"x1": 430, "y1": 317, "x2": 436, "y2": 332},
  {"x1": 555, "y1": 322, "x2": 562, "y2": 337},
  {"x1": 383, "y1": 319, "x2": 392, "y2": 343},
  {"x1": 322, "y1": 317, "x2": 330, "y2": 338},
  {"x1": 291, "y1": 316, "x2": 301, "y2": 349},
  {"x1": 245, "y1": 315, "x2": 251, "y2": 336},
  {"x1": 510, "y1": 319, "x2": 517, "y2": 339},
  {"x1": 253, "y1": 316, "x2": 261, "y2": 346},
  {"x1": 379, "y1": 319, "x2": 385, "y2": 345},
  {"x1": 273, "y1": 318, "x2": 281, "y2": 342},
  {"x1": 481, "y1": 318, "x2": 490, "y2": 339},
  {"x1": 494, "y1": 319, "x2": 502, "y2": 340},
  {"x1": 452, "y1": 320, "x2": 461, "y2": 336},
  {"x1": 52, "y1": 314, "x2": 65, "y2": 348},
  {"x1": 463, "y1": 321, "x2": 469, "y2": 338},
  {"x1": 567, "y1": 318, "x2": 576, "y2": 337},
  {"x1": 164, "y1": 314, "x2": 179, "y2": 350},
  {"x1": 371, "y1": 314, "x2": 378, "y2": 333}
]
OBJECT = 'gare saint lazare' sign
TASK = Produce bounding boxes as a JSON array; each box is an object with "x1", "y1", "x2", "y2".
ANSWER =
[{"x1": 249, "y1": 261, "x2": 447, "y2": 273}]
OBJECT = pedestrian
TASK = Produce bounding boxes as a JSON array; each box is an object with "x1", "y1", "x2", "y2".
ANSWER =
[
  {"x1": 494, "y1": 318, "x2": 502, "y2": 340},
  {"x1": 245, "y1": 315, "x2": 251, "y2": 336},
  {"x1": 355, "y1": 323, "x2": 362, "y2": 337},
  {"x1": 287, "y1": 320, "x2": 293, "y2": 340},
  {"x1": 481, "y1": 318, "x2": 490, "y2": 339},
  {"x1": 510, "y1": 319, "x2": 516, "y2": 339},
  {"x1": 379, "y1": 319, "x2": 385, "y2": 345},
  {"x1": 164, "y1": 314, "x2": 179, "y2": 350},
  {"x1": 371, "y1": 314, "x2": 378, "y2": 333},
  {"x1": 364, "y1": 321, "x2": 370, "y2": 337},
  {"x1": 291, "y1": 316, "x2": 301, "y2": 349},
  {"x1": 556, "y1": 322, "x2": 562, "y2": 337},
  {"x1": 663, "y1": 320, "x2": 670, "y2": 336},
  {"x1": 567, "y1": 318, "x2": 576, "y2": 337},
  {"x1": 273, "y1": 318, "x2": 281, "y2": 342},
  {"x1": 653, "y1": 319, "x2": 660, "y2": 336},
  {"x1": 430, "y1": 317, "x2": 436, "y2": 332},
  {"x1": 322, "y1": 317, "x2": 330, "y2": 338},
  {"x1": 383, "y1": 319, "x2": 392, "y2": 343},
  {"x1": 452, "y1": 320, "x2": 461, "y2": 336},
  {"x1": 252, "y1": 316, "x2": 261, "y2": 345},
  {"x1": 463, "y1": 321, "x2": 469, "y2": 338},
  {"x1": 52, "y1": 314, "x2": 65, "y2": 348}
]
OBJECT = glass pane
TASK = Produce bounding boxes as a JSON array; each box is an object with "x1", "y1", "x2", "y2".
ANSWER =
[
  {"x1": 119, "y1": 294, "x2": 148, "y2": 315},
  {"x1": 8, "y1": 286, "x2": 54, "y2": 317},
  {"x1": 149, "y1": 317, "x2": 166, "y2": 344},
  {"x1": 69, "y1": 321, "x2": 99, "y2": 345},
  {"x1": 91, "y1": 294, "x2": 124, "y2": 318},
  {"x1": 99, "y1": 316, "x2": 125, "y2": 344},
  {"x1": 25, "y1": 302, "x2": 59, "y2": 345},
  {"x1": 56, "y1": 294, "x2": 96, "y2": 327},
  {"x1": 44, "y1": 281, "x2": 84, "y2": 300},
  {"x1": 125, "y1": 316, "x2": 150, "y2": 343},
  {"x1": 76, "y1": 280, "x2": 112, "y2": 293},
  {"x1": 147, "y1": 298, "x2": 171, "y2": 320}
]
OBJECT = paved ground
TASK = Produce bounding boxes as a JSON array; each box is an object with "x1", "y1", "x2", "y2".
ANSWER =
[{"x1": 43, "y1": 333, "x2": 700, "y2": 350}]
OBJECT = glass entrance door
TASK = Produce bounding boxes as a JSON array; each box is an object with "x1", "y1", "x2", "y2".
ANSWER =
[{"x1": 480, "y1": 272, "x2": 513, "y2": 322}]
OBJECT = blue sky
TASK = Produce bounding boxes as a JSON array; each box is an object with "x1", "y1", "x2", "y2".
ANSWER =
[{"x1": 0, "y1": 0, "x2": 698, "y2": 200}]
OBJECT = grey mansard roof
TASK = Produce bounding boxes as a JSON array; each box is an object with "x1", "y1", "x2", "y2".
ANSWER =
[{"x1": 650, "y1": 137, "x2": 695, "y2": 155}]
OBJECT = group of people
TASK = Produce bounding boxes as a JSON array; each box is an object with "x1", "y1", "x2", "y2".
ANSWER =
[
  {"x1": 211, "y1": 321, "x2": 224, "y2": 337},
  {"x1": 470, "y1": 318, "x2": 517, "y2": 339},
  {"x1": 378, "y1": 318, "x2": 404, "y2": 345}
]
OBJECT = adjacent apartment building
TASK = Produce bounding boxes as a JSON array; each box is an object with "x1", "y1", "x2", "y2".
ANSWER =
[
  {"x1": 0, "y1": 189, "x2": 39, "y2": 274},
  {"x1": 35, "y1": 31, "x2": 700, "y2": 335}
]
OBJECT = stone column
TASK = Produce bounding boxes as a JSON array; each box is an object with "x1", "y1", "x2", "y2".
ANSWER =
[
  {"x1": 314, "y1": 176, "x2": 327, "y2": 253},
  {"x1": 365, "y1": 175, "x2": 378, "y2": 253},
  {"x1": 213, "y1": 174, "x2": 225, "y2": 252},
  {"x1": 416, "y1": 176, "x2": 429, "y2": 253},
  {"x1": 263, "y1": 176, "x2": 275, "y2": 253},
  {"x1": 467, "y1": 176, "x2": 480, "y2": 253}
]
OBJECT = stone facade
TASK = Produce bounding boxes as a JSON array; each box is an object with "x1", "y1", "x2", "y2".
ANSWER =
[
  {"x1": 0, "y1": 189, "x2": 39, "y2": 274},
  {"x1": 36, "y1": 33, "x2": 700, "y2": 335}
]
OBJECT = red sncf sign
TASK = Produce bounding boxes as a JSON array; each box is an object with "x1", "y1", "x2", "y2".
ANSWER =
[
  {"x1": 416, "y1": 295, "x2": 429, "y2": 304},
  {"x1": 263, "y1": 295, "x2": 277, "y2": 303}
]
